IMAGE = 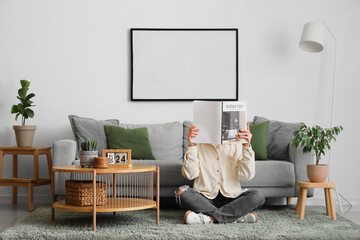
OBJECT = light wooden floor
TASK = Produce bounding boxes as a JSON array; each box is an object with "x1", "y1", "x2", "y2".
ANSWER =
[{"x1": 1, "y1": 200, "x2": 359, "y2": 233}]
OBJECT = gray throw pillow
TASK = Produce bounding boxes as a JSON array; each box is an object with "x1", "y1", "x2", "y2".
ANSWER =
[
  {"x1": 253, "y1": 116, "x2": 303, "y2": 160},
  {"x1": 68, "y1": 115, "x2": 119, "y2": 159},
  {"x1": 119, "y1": 122, "x2": 183, "y2": 161}
]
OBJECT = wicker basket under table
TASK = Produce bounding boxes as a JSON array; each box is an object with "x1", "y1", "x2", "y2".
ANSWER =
[{"x1": 65, "y1": 180, "x2": 106, "y2": 206}]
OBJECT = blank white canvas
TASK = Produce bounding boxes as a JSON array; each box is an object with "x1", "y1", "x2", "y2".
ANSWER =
[{"x1": 132, "y1": 30, "x2": 237, "y2": 100}]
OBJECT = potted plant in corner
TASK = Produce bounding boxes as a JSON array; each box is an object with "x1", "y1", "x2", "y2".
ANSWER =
[
  {"x1": 80, "y1": 139, "x2": 98, "y2": 168},
  {"x1": 11, "y1": 80, "x2": 36, "y2": 147},
  {"x1": 292, "y1": 124, "x2": 343, "y2": 182}
]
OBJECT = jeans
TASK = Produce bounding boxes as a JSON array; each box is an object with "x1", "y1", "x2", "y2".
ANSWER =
[{"x1": 175, "y1": 186, "x2": 265, "y2": 223}]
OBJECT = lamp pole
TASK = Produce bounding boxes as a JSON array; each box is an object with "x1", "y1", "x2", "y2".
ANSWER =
[
  {"x1": 320, "y1": 20, "x2": 352, "y2": 213},
  {"x1": 300, "y1": 19, "x2": 352, "y2": 213}
]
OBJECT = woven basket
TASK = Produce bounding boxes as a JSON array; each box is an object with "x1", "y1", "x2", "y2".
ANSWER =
[{"x1": 65, "y1": 180, "x2": 107, "y2": 206}]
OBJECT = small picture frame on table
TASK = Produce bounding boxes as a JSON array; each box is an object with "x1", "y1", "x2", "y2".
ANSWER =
[{"x1": 102, "y1": 149, "x2": 132, "y2": 168}]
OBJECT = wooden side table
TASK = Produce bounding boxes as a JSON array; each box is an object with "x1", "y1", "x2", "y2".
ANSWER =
[
  {"x1": 0, "y1": 146, "x2": 52, "y2": 211},
  {"x1": 51, "y1": 165, "x2": 160, "y2": 232},
  {"x1": 295, "y1": 181, "x2": 336, "y2": 220}
]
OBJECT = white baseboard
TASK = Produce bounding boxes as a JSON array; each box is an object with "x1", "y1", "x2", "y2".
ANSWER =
[{"x1": 292, "y1": 196, "x2": 360, "y2": 207}]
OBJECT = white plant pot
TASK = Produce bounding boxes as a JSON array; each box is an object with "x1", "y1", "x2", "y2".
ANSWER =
[{"x1": 80, "y1": 151, "x2": 98, "y2": 168}]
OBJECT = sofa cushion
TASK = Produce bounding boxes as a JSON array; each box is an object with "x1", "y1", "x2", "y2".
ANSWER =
[
  {"x1": 68, "y1": 115, "x2": 119, "y2": 159},
  {"x1": 104, "y1": 125, "x2": 155, "y2": 160},
  {"x1": 253, "y1": 116, "x2": 303, "y2": 160},
  {"x1": 183, "y1": 121, "x2": 193, "y2": 155},
  {"x1": 240, "y1": 160, "x2": 295, "y2": 188},
  {"x1": 249, "y1": 121, "x2": 269, "y2": 160},
  {"x1": 119, "y1": 122, "x2": 183, "y2": 160}
]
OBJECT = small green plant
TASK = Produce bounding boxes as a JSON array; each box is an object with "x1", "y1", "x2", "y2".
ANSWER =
[
  {"x1": 292, "y1": 124, "x2": 343, "y2": 165},
  {"x1": 11, "y1": 80, "x2": 36, "y2": 126},
  {"x1": 81, "y1": 139, "x2": 98, "y2": 151}
]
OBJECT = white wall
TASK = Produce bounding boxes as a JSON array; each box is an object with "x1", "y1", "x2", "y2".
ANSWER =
[{"x1": 0, "y1": 0, "x2": 359, "y2": 202}]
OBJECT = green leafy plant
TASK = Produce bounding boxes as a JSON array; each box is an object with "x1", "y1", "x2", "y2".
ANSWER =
[
  {"x1": 292, "y1": 125, "x2": 343, "y2": 165},
  {"x1": 81, "y1": 139, "x2": 98, "y2": 151},
  {"x1": 11, "y1": 80, "x2": 35, "y2": 126}
]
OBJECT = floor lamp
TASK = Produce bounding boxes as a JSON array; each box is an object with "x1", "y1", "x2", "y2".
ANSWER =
[{"x1": 299, "y1": 19, "x2": 352, "y2": 213}]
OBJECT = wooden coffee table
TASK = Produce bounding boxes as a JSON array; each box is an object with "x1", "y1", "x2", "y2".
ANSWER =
[
  {"x1": 51, "y1": 165, "x2": 160, "y2": 231},
  {"x1": 295, "y1": 181, "x2": 336, "y2": 220},
  {"x1": 0, "y1": 146, "x2": 52, "y2": 211}
]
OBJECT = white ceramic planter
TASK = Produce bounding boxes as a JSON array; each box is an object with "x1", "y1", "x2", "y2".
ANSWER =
[{"x1": 80, "y1": 151, "x2": 98, "y2": 168}]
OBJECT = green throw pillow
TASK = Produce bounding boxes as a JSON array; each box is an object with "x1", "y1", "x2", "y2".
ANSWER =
[
  {"x1": 249, "y1": 121, "x2": 269, "y2": 160},
  {"x1": 104, "y1": 125, "x2": 155, "y2": 160}
]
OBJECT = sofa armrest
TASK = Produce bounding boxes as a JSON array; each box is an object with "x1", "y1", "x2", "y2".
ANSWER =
[
  {"x1": 52, "y1": 139, "x2": 77, "y2": 195},
  {"x1": 289, "y1": 144, "x2": 315, "y2": 197}
]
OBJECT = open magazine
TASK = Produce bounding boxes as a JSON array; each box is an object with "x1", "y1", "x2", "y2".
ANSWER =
[{"x1": 193, "y1": 101, "x2": 247, "y2": 145}]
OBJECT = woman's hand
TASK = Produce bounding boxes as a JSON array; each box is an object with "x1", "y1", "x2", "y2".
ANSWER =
[
  {"x1": 236, "y1": 122, "x2": 252, "y2": 147},
  {"x1": 187, "y1": 126, "x2": 199, "y2": 147}
]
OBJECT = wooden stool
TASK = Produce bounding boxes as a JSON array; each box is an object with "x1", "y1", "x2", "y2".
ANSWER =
[
  {"x1": 0, "y1": 146, "x2": 52, "y2": 211},
  {"x1": 295, "y1": 181, "x2": 336, "y2": 220}
]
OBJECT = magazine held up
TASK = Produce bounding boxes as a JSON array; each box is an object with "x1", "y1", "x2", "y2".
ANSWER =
[{"x1": 193, "y1": 101, "x2": 247, "y2": 145}]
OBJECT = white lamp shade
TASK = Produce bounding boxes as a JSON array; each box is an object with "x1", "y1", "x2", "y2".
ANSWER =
[{"x1": 299, "y1": 20, "x2": 325, "y2": 53}]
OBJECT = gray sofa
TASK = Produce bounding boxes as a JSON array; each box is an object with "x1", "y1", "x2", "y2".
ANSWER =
[{"x1": 53, "y1": 119, "x2": 314, "y2": 203}]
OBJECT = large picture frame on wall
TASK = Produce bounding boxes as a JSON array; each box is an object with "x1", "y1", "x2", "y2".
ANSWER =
[{"x1": 131, "y1": 28, "x2": 238, "y2": 101}]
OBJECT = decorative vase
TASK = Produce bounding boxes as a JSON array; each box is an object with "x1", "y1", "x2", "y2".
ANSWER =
[
  {"x1": 80, "y1": 151, "x2": 98, "y2": 168},
  {"x1": 13, "y1": 125, "x2": 37, "y2": 147},
  {"x1": 307, "y1": 164, "x2": 328, "y2": 182},
  {"x1": 94, "y1": 157, "x2": 109, "y2": 169}
]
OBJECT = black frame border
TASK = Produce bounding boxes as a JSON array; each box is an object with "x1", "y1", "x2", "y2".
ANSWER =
[{"x1": 130, "y1": 28, "x2": 239, "y2": 101}]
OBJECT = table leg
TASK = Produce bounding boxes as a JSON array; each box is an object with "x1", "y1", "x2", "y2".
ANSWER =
[
  {"x1": 299, "y1": 188, "x2": 307, "y2": 220},
  {"x1": 93, "y1": 170, "x2": 97, "y2": 231},
  {"x1": 156, "y1": 167, "x2": 160, "y2": 224},
  {"x1": 12, "y1": 155, "x2": 18, "y2": 204},
  {"x1": 328, "y1": 188, "x2": 337, "y2": 220},
  {"x1": 287, "y1": 197, "x2": 292, "y2": 205},
  {"x1": 113, "y1": 173, "x2": 116, "y2": 216},
  {"x1": 325, "y1": 188, "x2": 331, "y2": 216},
  {"x1": 295, "y1": 188, "x2": 303, "y2": 215},
  {"x1": 46, "y1": 151, "x2": 53, "y2": 180},
  {"x1": 51, "y1": 170, "x2": 55, "y2": 222},
  {"x1": 33, "y1": 153, "x2": 39, "y2": 180},
  {"x1": 28, "y1": 183, "x2": 34, "y2": 212},
  {"x1": 0, "y1": 150, "x2": 3, "y2": 178}
]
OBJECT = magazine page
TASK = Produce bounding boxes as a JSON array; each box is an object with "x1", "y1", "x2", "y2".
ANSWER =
[
  {"x1": 193, "y1": 101, "x2": 222, "y2": 144},
  {"x1": 221, "y1": 101, "x2": 247, "y2": 143}
]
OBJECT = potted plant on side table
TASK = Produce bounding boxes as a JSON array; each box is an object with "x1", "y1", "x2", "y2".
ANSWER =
[
  {"x1": 11, "y1": 80, "x2": 36, "y2": 147},
  {"x1": 292, "y1": 124, "x2": 343, "y2": 182},
  {"x1": 80, "y1": 139, "x2": 98, "y2": 168}
]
